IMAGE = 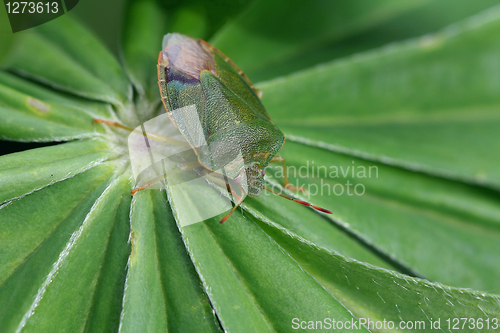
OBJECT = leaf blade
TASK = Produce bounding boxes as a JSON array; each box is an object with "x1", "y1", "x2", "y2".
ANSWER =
[
  {"x1": 120, "y1": 190, "x2": 221, "y2": 333},
  {"x1": 263, "y1": 141, "x2": 500, "y2": 293},
  {"x1": 211, "y1": 0, "x2": 428, "y2": 81},
  {"x1": 258, "y1": 219, "x2": 500, "y2": 332},
  {"x1": 168, "y1": 182, "x2": 369, "y2": 332},
  {"x1": 13, "y1": 175, "x2": 131, "y2": 333},
  {"x1": 0, "y1": 140, "x2": 112, "y2": 203},
  {"x1": 0, "y1": 165, "x2": 116, "y2": 331},
  {"x1": 259, "y1": 7, "x2": 500, "y2": 188}
]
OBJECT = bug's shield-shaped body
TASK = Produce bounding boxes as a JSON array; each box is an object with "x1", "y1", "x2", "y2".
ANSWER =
[{"x1": 158, "y1": 33, "x2": 284, "y2": 197}]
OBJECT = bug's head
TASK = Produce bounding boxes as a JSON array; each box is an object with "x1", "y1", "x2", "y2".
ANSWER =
[{"x1": 234, "y1": 164, "x2": 265, "y2": 197}]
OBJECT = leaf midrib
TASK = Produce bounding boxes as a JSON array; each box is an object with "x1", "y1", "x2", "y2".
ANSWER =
[
  {"x1": 0, "y1": 172, "x2": 115, "y2": 289},
  {"x1": 273, "y1": 107, "x2": 500, "y2": 128},
  {"x1": 201, "y1": 221, "x2": 276, "y2": 332}
]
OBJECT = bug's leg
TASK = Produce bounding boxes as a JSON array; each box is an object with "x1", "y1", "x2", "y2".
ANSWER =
[
  {"x1": 219, "y1": 192, "x2": 245, "y2": 223},
  {"x1": 269, "y1": 155, "x2": 305, "y2": 192},
  {"x1": 94, "y1": 119, "x2": 135, "y2": 132},
  {"x1": 131, "y1": 173, "x2": 167, "y2": 195},
  {"x1": 131, "y1": 161, "x2": 201, "y2": 195},
  {"x1": 219, "y1": 180, "x2": 246, "y2": 223},
  {"x1": 203, "y1": 172, "x2": 246, "y2": 223},
  {"x1": 202, "y1": 170, "x2": 245, "y2": 200},
  {"x1": 94, "y1": 119, "x2": 190, "y2": 147}
]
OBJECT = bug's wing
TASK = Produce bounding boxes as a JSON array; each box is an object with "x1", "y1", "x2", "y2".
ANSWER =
[
  {"x1": 199, "y1": 119, "x2": 284, "y2": 178},
  {"x1": 162, "y1": 34, "x2": 269, "y2": 122},
  {"x1": 197, "y1": 71, "x2": 285, "y2": 176},
  {"x1": 158, "y1": 34, "x2": 213, "y2": 149},
  {"x1": 208, "y1": 46, "x2": 273, "y2": 123},
  {"x1": 159, "y1": 33, "x2": 274, "y2": 151}
]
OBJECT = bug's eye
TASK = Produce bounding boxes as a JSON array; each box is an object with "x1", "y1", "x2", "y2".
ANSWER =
[{"x1": 261, "y1": 169, "x2": 266, "y2": 176}]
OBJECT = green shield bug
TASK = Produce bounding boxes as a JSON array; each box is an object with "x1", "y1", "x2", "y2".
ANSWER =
[
  {"x1": 157, "y1": 33, "x2": 331, "y2": 222},
  {"x1": 96, "y1": 33, "x2": 331, "y2": 223}
]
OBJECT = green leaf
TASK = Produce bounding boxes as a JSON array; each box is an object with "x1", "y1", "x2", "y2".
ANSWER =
[
  {"x1": 0, "y1": 72, "x2": 115, "y2": 119},
  {"x1": 4, "y1": 16, "x2": 133, "y2": 114},
  {"x1": 167, "y1": 182, "x2": 367, "y2": 333},
  {"x1": 168, "y1": 0, "x2": 254, "y2": 41},
  {"x1": 211, "y1": 0, "x2": 428, "y2": 81},
  {"x1": 257, "y1": 218, "x2": 500, "y2": 332},
  {"x1": 244, "y1": 192, "x2": 398, "y2": 272},
  {"x1": 8, "y1": 175, "x2": 131, "y2": 333},
  {"x1": 35, "y1": 16, "x2": 131, "y2": 101},
  {"x1": 0, "y1": 165, "x2": 120, "y2": 331},
  {"x1": 259, "y1": 7, "x2": 500, "y2": 189},
  {"x1": 0, "y1": 140, "x2": 112, "y2": 203},
  {"x1": 122, "y1": 0, "x2": 166, "y2": 103},
  {"x1": 0, "y1": 36, "x2": 13, "y2": 69},
  {"x1": 0, "y1": 81, "x2": 101, "y2": 141},
  {"x1": 168, "y1": 5, "x2": 208, "y2": 40},
  {"x1": 1, "y1": 2, "x2": 500, "y2": 332},
  {"x1": 120, "y1": 190, "x2": 220, "y2": 332},
  {"x1": 261, "y1": 141, "x2": 500, "y2": 293},
  {"x1": 278, "y1": 0, "x2": 500, "y2": 83},
  {"x1": 0, "y1": 4, "x2": 13, "y2": 67},
  {"x1": 219, "y1": 0, "x2": 500, "y2": 82}
]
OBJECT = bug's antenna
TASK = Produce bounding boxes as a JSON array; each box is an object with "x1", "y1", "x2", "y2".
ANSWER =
[
  {"x1": 220, "y1": 180, "x2": 245, "y2": 224},
  {"x1": 264, "y1": 187, "x2": 332, "y2": 214}
]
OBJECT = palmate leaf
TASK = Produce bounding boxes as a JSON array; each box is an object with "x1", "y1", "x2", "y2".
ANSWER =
[
  {"x1": 211, "y1": 0, "x2": 500, "y2": 82},
  {"x1": 258, "y1": 142, "x2": 500, "y2": 293},
  {"x1": 0, "y1": 1, "x2": 499, "y2": 333},
  {"x1": 210, "y1": 0, "x2": 428, "y2": 82},
  {"x1": 258, "y1": 6, "x2": 500, "y2": 190}
]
